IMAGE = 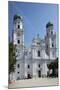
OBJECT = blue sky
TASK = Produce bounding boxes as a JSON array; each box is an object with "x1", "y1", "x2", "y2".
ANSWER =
[{"x1": 9, "y1": 1, "x2": 58, "y2": 47}]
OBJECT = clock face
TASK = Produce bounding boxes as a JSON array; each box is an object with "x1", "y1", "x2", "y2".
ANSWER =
[{"x1": 20, "y1": 21, "x2": 23, "y2": 29}]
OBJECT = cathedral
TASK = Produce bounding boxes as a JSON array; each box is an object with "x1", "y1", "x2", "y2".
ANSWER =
[{"x1": 13, "y1": 15, "x2": 57, "y2": 80}]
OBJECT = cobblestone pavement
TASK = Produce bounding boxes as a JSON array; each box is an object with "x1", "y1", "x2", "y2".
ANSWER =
[{"x1": 9, "y1": 78, "x2": 59, "y2": 89}]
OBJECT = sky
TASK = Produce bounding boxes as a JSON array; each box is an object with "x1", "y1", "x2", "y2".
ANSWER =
[{"x1": 8, "y1": 1, "x2": 58, "y2": 47}]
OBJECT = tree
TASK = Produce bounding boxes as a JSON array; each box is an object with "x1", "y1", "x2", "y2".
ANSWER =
[
  {"x1": 9, "y1": 42, "x2": 16, "y2": 82},
  {"x1": 47, "y1": 58, "x2": 58, "y2": 77}
]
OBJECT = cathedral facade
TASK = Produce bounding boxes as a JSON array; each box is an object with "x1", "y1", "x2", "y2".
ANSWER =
[{"x1": 13, "y1": 15, "x2": 57, "y2": 80}]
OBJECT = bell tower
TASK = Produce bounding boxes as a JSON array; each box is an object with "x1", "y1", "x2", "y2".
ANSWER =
[
  {"x1": 13, "y1": 15, "x2": 25, "y2": 79},
  {"x1": 45, "y1": 22, "x2": 56, "y2": 59},
  {"x1": 13, "y1": 15, "x2": 24, "y2": 47}
]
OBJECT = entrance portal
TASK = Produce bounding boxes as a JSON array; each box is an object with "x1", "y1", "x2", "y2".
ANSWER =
[
  {"x1": 38, "y1": 70, "x2": 41, "y2": 77},
  {"x1": 27, "y1": 74, "x2": 31, "y2": 79}
]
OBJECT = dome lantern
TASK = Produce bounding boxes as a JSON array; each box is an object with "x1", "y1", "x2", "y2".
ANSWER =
[{"x1": 46, "y1": 22, "x2": 53, "y2": 29}]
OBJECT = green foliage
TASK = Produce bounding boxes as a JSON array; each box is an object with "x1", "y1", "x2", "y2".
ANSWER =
[
  {"x1": 47, "y1": 58, "x2": 58, "y2": 70},
  {"x1": 47, "y1": 58, "x2": 58, "y2": 77},
  {"x1": 9, "y1": 42, "x2": 16, "y2": 74}
]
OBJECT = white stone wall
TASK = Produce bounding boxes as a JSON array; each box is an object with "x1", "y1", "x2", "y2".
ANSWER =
[
  {"x1": 32, "y1": 48, "x2": 41, "y2": 59},
  {"x1": 13, "y1": 32, "x2": 17, "y2": 45},
  {"x1": 13, "y1": 16, "x2": 57, "y2": 80},
  {"x1": 15, "y1": 60, "x2": 25, "y2": 80}
]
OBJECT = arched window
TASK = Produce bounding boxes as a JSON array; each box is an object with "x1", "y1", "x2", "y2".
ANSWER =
[
  {"x1": 17, "y1": 64, "x2": 20, "y2": 68},
  {"x1": 52, "y1": 43, "x2": 54, "y2": 47},
  {"x1": 28, "y1": 65, "x2": 30, "y2": 69},
  {"x1": 37, "y1": 42, "x2": 40, "y2": 45},
  {"x1": 38, "y1": 64, "x2": 40, "y2": 68},
  {"x1": 38, "y1": 50, "x2": 40, "y2": 57},
  {"x1": 17, "y1": 72, "x2": 19, "y2": 74},
  {"x1": 18, "y1": 25, "x2": 20, "y2": 29},
  {"x1": 18, "y1": 40, "x2": 20, "y2": 44}
]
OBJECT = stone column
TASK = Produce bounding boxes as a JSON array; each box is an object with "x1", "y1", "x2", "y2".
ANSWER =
[
  {"x1": 24, "y1": 59, "x2": 27, "y2": 79},
  {"x1": 33, "y1": 60, "x2": 37, "y2": 78}
]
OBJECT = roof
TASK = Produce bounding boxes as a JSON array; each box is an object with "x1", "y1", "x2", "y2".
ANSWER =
[
  {"x1": 32, "y1": 34, "x2": 40, "y2": 43},
  {"x1": 46, "y1": 22, "x2": 53, "y2": 28},
  {"x1": 14, "y1": 15, "x2": 22, "y2": 21}
]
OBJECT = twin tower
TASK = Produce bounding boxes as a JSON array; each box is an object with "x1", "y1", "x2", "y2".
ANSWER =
[
  {"x1": 13, "y1": 14, "x2": 56, "y2": 58},
  {"x1": 13, "y1": 15, "x2": 57, "y2": 79}
]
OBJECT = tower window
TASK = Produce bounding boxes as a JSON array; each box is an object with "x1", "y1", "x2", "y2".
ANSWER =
[
  {"x1": 17, "y1": 72, "x2": 19, "y2": 74},
  {"x1": 52, "y1": 43, "x2": 54, "y2": 47},
  {"x1": 18, "y1": 40, "x2": 20, "y2": 44},
  {"x1": 38, "y1": 51, "x2": 40, "y2": 57},
  {"x1": 17, "y1": 64, "x2": 20, "y2": 68},
  {"x1": 38, "y1": 64, "x2": 40, "y2": 68},
  {"x1": 28, "y1": 65, "x2": 30, "y2": 69},
  {"x1": 18, "y1": 25, "x2": 20, "y2": 29}
]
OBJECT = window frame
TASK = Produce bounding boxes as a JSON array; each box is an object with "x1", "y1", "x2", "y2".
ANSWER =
[
  {"x1": 17, "y1": 64, "x2": 20, "y2": 68},
  {"x1": 17, "y1": 72, "x2": 19, "y2": 74},
  {"x1": 28, "y1": 65, "x2": 30, "y2": 69},
  {"x1": 38, "y1": 50, "x2": 40, "y2": 57},
  {"x1": 18, "y1": 24, "x2": 20, "y2": 29},
  {"x1": 38, "y1": 64, "x2": 40, "y2": 68},
  {"x1": 17, "y1": 40, "x2": 20, "y2": 44},
  {"x1": 52, "y1": 43, "x2": 54, "y2": 47}
]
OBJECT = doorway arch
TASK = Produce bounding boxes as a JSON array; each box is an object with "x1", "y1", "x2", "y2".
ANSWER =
[{"x1": 38, "y1": 70, "x2": 41, "y2": 77}]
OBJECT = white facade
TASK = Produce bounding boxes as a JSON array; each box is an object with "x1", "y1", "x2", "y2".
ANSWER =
[{"x1": 13, "y1": 15, "x2": 57, "y2": 80}]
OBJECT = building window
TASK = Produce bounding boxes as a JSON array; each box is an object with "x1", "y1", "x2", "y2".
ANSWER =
[
  {"x1": 38, "y1": 64, "x2": 40, "y2": 68},
  {"x1": 17, "y1": 72, "x2": 19, "y2": 74},
  {"x1": 37, "y1": 42, "x2": 40, "y2": 45},
  {"x1": 18, "y1": 40, "x2": 20, "y2": 44},
  {"x1": 28, "y1": 65, "x2": 30, "y2": 69},
  {"x1": 52, "y1": 43, "x2": 54, "y2": 47},
  {"x1": 38, "y1": 50, "x2": 40, "y2": 57},
  {"x1": 51, "y1": 31, "x2": 53, "y2": 34},
  {"x1": 17, "y1": 64, "x2": 20, "y2": 68},
  {"x1": 18, "y1": 25, "x2": 20, "y2": 29}
]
